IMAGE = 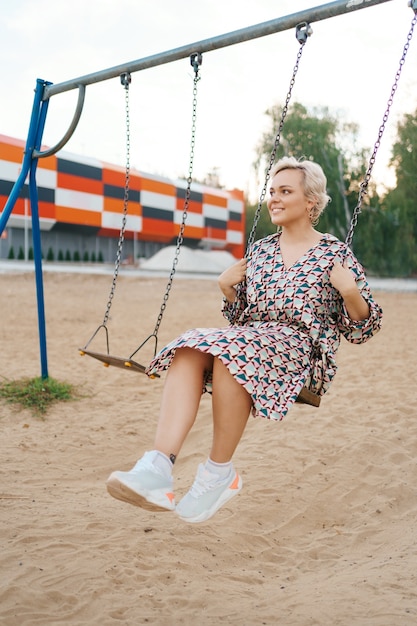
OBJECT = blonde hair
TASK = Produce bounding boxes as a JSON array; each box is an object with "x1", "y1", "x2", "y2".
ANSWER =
[{"x1": 270, "y1": 156, "x2": 331, "y2": 224}]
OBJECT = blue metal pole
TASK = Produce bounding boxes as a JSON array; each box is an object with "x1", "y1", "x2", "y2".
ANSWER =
[
  {"x1": 29, "y1": 81, "x2": 51, "y2": 379},
  {"x1": 0, "y1": 79, "x2": 47, "y2": 236}
]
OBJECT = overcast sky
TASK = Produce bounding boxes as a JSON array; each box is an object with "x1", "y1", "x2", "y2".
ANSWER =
[{"x1": 1, "y1": 0, "x2": 416, "y2": 200}]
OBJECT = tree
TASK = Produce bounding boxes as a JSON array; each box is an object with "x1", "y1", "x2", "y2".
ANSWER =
[
  {"x1": 381, "y1": 108, "x2": 417, "y2": 276},
  {"x1": 250, "y1": 102, "x2": 373, "y2": 245}
]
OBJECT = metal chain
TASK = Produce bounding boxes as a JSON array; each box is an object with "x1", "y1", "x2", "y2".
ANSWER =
[
  {"x1": 246, "y1": 23, "x2": 312, "y2": 253},
  {"x1": 102, "y1": 72, "x2": 131, "y2": 326},
  {"x1": 230, "y1": 24, "x2": 311, "y2": 326},
  {"x1": 344, "y1": 11, "x2": 416, "y2": 251},
  {"x1": 151, "y1": 53, "x2": 202, "y2": 339}
]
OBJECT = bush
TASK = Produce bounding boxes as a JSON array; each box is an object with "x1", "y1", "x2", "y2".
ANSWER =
[
  {"x1": 65, "y1": 250, "x2": 71, "y2": 262},
  {"x1": 83, "y1": 251, "x2": 89, "y2": 262},
  {"x1": 0, "y1": 376, "x2": 78, "y2": 417},
  {"x1": 18, "y1": 246, "x2": 25, "y2": 260},
  {"x1": 73, "y1": 250, "x2": 80, "y2": 262},
  {"x1": 58, "y1": 250, "x2": 64, "y2": 261},
  {"x1": 47, "y1": 247, "x2": 54, "y2": 261},
  {"x1": 8, "y1": 247, "x2": 14, "y2": 259},
  {"x1": 98, "y1": 251, "x2": 104, "y2": 263}
]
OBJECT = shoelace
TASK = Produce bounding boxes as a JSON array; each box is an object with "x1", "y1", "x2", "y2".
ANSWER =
[{"x1": 189, "y1": 466, "x2": 228, "y2": 497}]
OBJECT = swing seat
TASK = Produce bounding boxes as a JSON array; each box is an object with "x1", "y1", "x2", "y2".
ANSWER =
[
  {"x1": 295, "y1": 386, "x2": 321, "y2": 407},
  {"x1": 79, "y1": 349, "x2": 160, "y2": 378}
]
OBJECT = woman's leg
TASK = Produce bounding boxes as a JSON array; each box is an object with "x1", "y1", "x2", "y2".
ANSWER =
[
  {"x1": 175, "y1": 357, "x2": 252, "y2": 522},
  {"x1": 153, "y1": 347, "x2": 213, "y2": 458},
  {"x1": 107, "y1": 347, "x2": 212, "y2": 512},
  {"x1": 210, "y1": 357, "x2": 252, "y2": 463}
]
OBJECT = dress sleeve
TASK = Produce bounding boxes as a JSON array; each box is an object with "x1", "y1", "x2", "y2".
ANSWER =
[
  {"x1": 222, "y1": 281, "x2": 248, "y2": 324},
  {"x1": 334, "y1": 250, "x2": 383, "y2": 344}
]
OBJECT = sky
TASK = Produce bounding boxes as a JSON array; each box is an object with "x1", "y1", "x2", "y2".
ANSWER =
[{"x1": 1, "y1": 0, "x2": 416, "y2": 201}]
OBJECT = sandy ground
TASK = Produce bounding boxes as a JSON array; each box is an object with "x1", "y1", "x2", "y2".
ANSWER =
[{"x1": 1, "y1": 268, "x2": 416, "y2": 626}]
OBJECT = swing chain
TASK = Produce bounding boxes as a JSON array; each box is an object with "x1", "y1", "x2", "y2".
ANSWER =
[
  {"x1": 151, "y1": 54, "x2": 202, "y2": 339},
  {"x1": 102, "y1": 72, "x2": 131, "y2": 326},
  {"x1": 344, "y1": 10, "x2": 417, "y2": 250},
  {"x1": 246, "y1": 24, "x2": 311, "y2": 253},
  {"x1": 228, "y1": 26, "x2": 311, "y2": 326}
]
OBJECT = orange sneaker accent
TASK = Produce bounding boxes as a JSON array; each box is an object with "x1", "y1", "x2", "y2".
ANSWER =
[
  {"x1": 166, "y1": 492, "x2": 175, "y2": 503},
  {"x1": 230, "y1": 474, "x2": 240, "y2": 490}
]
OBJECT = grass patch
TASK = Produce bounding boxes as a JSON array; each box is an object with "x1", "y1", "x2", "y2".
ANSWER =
[{"x1": 0, "y1": 376, "x2": 78, "y2": 417}]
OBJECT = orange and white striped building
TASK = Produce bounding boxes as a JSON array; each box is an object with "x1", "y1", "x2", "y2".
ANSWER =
[{"x1": 0, "y1": 134, "x2": 245, "y2": 262}]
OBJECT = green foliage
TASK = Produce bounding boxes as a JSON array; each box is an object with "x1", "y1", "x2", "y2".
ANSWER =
[
  {"x1": 47, "y1": 247, "x2": 54, "y2": 261},
  {"x1": 58, "y1": 250, "x2": 64, "y2": 261},
  {"x1": 98, "y1": 251, "x2": 104, "y2": 263},
  {"x1": 245, "y1": 203, "x2": 275, "y2": 241},
  {"x1": 253, "y1": 102, "x2": 370, "y2": 243},
  {"x1": 18, "y1": 246, "x2": 24, "y2": 260},
  {"x1": 28, "y1": 247, "x2": 34, "y2": 260},
  {"x1": 8, "y1": 246, "x2": 14, "y2": 259},
  {"x1": 0, "y1": 376, "x2": 77, "y2": 417},
  {"x1": 65, "y1": 250, "x2": 72, "y2": 262},
  {"x1": 352, "y1": 107, "x2": 417, "y2": 276},
  {"x1": 83, "y1": 251, "x2": 89, "y2": 262},
  {"x1": 382, "y1": 108, "x2": 417, "y2": 276},
  {"x1": 250, "y1": 101, "x2": 417, "y2": 276},
  {"x1": 73, "y1": 250, "x2": 80, "y2": 262},
  {"x1": 91, "y1": 251, "x2": 96, "y2": 262}
]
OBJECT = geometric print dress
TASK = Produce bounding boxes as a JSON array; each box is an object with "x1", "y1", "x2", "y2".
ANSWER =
[{"x1": 146, "y1": 232, "x2": 383, "y2": 421}]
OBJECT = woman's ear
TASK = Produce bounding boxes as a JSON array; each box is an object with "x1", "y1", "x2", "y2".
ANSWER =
[{"x1": 306, "y1": 198, "x2": 316, "y2": 211}]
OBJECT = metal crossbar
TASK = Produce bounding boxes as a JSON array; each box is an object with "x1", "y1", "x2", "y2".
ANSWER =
[
  {"x1": 0, "y1": 0, "x2": 398, "y2": 379},
  {"x1": 43, "y1": 0, "x2": 393, "y2": 101}
]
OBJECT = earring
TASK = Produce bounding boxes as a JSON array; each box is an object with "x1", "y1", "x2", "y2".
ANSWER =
[{"x1": 308, "y1": 205, "x2": 319, "y2": 226}]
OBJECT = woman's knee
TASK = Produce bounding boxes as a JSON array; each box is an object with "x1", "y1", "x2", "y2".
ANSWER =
[{"x1": 173, "y1": 347, "x2": 213, "y2": 371}]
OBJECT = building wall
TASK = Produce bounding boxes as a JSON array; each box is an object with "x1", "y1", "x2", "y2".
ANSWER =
[{"x1": 0, "y1": 134, "x2": 245, "y2": 262}]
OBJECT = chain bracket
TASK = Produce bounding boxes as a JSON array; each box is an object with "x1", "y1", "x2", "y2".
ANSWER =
[
  {"x1": 296, "y1": 22, "x2": 313, "y2": 44},
  {"x1": 190, "y1": 52, "x2": 203, "y2": 75}
]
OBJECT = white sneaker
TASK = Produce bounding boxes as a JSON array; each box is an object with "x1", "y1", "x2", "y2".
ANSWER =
[
  {"x1": 176, "y1": 463, "x2": 242, "y2": 523},
  {"x1": 106, "y1": 451, "x2": 175, "y2": 512}
]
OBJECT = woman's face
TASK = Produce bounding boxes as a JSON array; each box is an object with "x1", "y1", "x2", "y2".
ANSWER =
[{"x1": 266, "y1": 168, "x2": 314, "y2": 228}]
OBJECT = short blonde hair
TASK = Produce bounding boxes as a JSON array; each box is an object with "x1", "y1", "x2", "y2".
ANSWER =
[{"x1": 270, "y1": 157, "x2": 331, "y2": 224}]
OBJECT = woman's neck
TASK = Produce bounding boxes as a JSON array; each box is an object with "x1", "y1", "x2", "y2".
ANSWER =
[{"x1": 279, "y1": 225, "x2": 322, "y2": 245}]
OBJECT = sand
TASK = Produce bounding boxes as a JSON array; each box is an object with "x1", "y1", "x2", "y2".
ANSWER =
[{"x1": 1, "y1": 267, "x2": 416, "y2": 625}]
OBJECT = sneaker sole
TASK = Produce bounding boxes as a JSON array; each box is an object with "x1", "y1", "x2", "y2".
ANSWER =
[
  {"x1": 106, "y1": 475, "x2": 174, "y2": 512},
  {"x1": 176, "y1": 472, "x2": 242, "y2": 523}
]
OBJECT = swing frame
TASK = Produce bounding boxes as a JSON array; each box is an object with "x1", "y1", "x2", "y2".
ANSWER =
[
  {"x1": 0, "y1": 0, "x2": 410, "y2": 381},
  {"x1": 80, "y1": 5, "x2": 416, "y2": 408}
]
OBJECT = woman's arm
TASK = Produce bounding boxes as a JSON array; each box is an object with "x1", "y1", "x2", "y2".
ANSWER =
[
  {"x1": 218, "y1": 258, "x2": 247, "y2": 302},
  {"x1": 329, "y1": 261, "x2": 370, "y2": 321}
]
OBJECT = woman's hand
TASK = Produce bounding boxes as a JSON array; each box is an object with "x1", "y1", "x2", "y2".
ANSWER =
[
  {"x1": 218, "y1": 258, "x2": 247, "y2": 302},
  {"x1": 330, "y1": 260, "x2": 370, "y2": 321},
  {"x1": 329, "y1": 260, "x2": 357, "y2": 296}
]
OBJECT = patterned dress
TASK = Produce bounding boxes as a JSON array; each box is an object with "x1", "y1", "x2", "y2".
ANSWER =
[{"x1": 146, "y1": 232, "x2": 382, "y2": 421}]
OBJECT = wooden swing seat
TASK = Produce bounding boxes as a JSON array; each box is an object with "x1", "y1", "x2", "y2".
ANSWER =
[
  {"x1": 79, "y1": 349, "x2": 160, "y2": 378},
  {"x1": 296, "y1": 385, "x2": 321, "y2": 407},
  {"x1": 79, "y1": 349, "x2": 319, "y2": 406}
]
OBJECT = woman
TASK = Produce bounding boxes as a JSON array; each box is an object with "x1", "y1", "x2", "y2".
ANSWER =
[{"x1": 107, "y1": 157, "x2": 382, "y2": 523}]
